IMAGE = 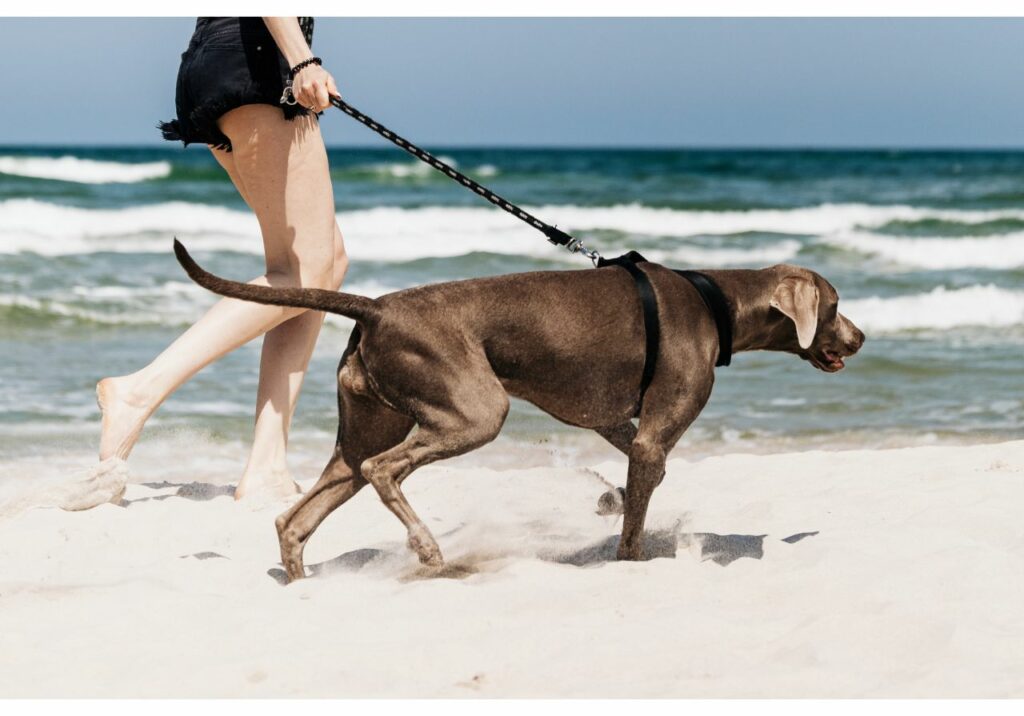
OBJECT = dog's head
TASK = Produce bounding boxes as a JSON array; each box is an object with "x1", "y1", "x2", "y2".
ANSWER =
[{"x1": 767, "y1": 266, "x2": 864, "y2": 372}]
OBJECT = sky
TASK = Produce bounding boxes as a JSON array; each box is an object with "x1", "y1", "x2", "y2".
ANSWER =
[{"x1": 0, "y1": 17, "x2": 1021, "y2": 148}]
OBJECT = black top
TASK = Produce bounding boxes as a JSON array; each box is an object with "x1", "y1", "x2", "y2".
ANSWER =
[{"x1": 298, "y1": 17, "x2": 314, "y2": 47}]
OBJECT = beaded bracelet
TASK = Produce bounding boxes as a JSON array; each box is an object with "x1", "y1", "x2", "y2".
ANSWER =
[{"x1": 289, "y1": 56, "x2": 322, "y2": 78}]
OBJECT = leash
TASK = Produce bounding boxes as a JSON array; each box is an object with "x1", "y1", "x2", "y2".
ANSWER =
[
  {"x1": 324, "y1": 96, "x2": 603, "y2": 265},
  {"x1": 304, "y1": 94, "x2": 734, "y2": 407}
]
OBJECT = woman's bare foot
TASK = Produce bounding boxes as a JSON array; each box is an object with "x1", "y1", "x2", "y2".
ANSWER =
[
  {"x1": 235, "y1": 467, "x2": 301, "y2": 508},
  {"x1": 96, "y1": 375, "x2": 157, "y2": 461}
]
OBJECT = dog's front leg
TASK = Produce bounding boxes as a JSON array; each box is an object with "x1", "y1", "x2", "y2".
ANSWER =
[
  {"x1": 617, "y1": 391, "x2": 709, "y2": 561},
  {"x1": 595, "y1": 422, "x2": 637, "y2": 456},
  {"x1": 617, "y1": 436, "x2": 669, "y2": 560}
]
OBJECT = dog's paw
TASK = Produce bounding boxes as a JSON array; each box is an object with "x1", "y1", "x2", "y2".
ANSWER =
[
  {"x1": 596, "y1": 486, "x2": 626, "y2": 516},
  {"x1": 407, "y1": 526, "x2": 444, "y2": 567}
]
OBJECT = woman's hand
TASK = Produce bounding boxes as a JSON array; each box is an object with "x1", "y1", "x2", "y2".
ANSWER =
[
  {"x1": 261, "y1": 17, "x2": 341, "y2": 112},
  {"x1": 292, "y1": 63, "x2": 340, "y2": 112}
]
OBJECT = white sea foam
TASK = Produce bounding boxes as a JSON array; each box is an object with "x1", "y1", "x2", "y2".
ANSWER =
[
  {"x1": 360, "y1": 155, "x2": 459, "y2": 179},
  {"x1": 0, "y1": 199, "x2": 258, "y2": 254},
  {"x1": 5, "y1": 198, "x2": 1024, "y2": 265},
  {"x1": 340, "y1": 279, "x2": 404, "y2": 298},
  {"x1": 0, "y1": 279, "x2": 400, "y2": 327},
  {"x1": 823, "y1": 231, "x2": 1024, "y2": 270},
  {"x1": 530, "y1": 202, "x2": 1024, "y2": 237},
  {"x1": 70, "y1": 280, "x2": 201, "y2": 300},
  {"x1": 647, "y1": 239, "x2": 802, "y2": 267},
  {"x1": 0, "y1": 156, "x2": 171, "y2": 184},
  {"x1": 0, "y1": 292, "x2": 199, "y2": 326},
  {"x1": 843, "y1": 285, "x2": 1024, "y2": 333}
]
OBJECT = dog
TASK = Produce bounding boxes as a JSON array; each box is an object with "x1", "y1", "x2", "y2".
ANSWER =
[{"x1": 173, "y1": 240, "x2": 864, "y2": 581}]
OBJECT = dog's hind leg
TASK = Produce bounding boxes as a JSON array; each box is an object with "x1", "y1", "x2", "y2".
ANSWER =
[
  {"x1": 360, "y1": 384, "x2": 510, "y2": 567},
  {"x1": 275, "y1": 387, "x2": 414, "y2": 582},
  {"x1": 275, "y1": 454, "x2": 363, "y2": 582}
]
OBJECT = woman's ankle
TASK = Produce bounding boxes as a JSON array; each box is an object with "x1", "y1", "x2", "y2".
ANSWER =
[
  {"x1": 239, "y1": 461, "x2": 293, "y2": 484},
  {"x1": 96, "y1": 372, "x2": 162, "y2": 461},
  {"x1": 235, "y1": 464, "x2": 300, "y2": 502},
  {"x1": 98, "y1": 371, "x2": 160, "y2": 411}
]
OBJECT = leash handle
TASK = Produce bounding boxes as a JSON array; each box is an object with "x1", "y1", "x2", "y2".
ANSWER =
[{"x1": 328, "y1": 96, "x2": 602, "y2": 265}]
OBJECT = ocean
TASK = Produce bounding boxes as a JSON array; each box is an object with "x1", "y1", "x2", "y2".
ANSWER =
[{"x1": 1, "y1": 145, "x2": 1022, "y2": 485}]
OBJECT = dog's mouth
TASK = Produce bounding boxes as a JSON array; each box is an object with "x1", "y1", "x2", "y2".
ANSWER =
[{"x1": 806, "y1": 348, "x2": 846, "y2": 373}]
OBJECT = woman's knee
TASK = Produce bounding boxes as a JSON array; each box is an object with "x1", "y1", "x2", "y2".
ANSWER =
[
  {"x1": 264, "y1": 245, "x2": 335, "y2": 291},
  {"x1": 300, "y1": 250, "x2": 336, "y2": 291},
  {"x1": 304, "y1": 228, "x2": 347, "y2": 290}
]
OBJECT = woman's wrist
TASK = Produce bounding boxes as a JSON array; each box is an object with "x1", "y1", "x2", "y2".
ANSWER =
[
  {"x1": 289, "y1": 56, "x2": 322, "y2": 78},
  {"x1": 262, "y1": 17, "x2": 315, "y2": 67}
]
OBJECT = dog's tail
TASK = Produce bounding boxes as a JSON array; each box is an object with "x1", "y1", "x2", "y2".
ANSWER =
[{"x1": 173, "y1": 239, "x2": 380, "y2": 324}]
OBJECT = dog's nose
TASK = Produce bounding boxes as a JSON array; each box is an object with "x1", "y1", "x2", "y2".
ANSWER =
[{"x1": 850, "y1": 327, "x2": 865, "y2": 352}]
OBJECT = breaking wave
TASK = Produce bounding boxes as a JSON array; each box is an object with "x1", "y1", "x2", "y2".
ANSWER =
[
  {"x1": 843, "y1": 285, "x2": 1024, "y2": 333},
  {"x1": 0, "y1": 156, "x2": 171, "y2": 184},
  {"x1": 0, "y1": 279, "x2": 400, "y2": 328},
  {"x1": 823, "y1": 231, "x2": 1024, "y2": 270},
  {"x1": 7, "y1": 199, "x2": 1024, "y2": 267}
]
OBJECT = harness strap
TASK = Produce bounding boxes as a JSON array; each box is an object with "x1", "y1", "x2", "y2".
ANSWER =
[
  {"x1": 597, "y1": 251, "x2": 660, "y2": 401},
  {"x1": 598, "y1": 252, "x2": 734, "y2": 407},
  {"x1": 673, "y1": 270, "x2": 734, "y2": 367}
]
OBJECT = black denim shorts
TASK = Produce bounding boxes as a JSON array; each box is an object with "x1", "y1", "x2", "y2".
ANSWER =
[{"x1": 158, "y1": 17, "x2": 318, "y2": 152}]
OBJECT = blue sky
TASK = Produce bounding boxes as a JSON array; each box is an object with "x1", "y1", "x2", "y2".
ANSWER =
[{"x1": 0, "y1": 17, "x2": 1021, "y2": 147}]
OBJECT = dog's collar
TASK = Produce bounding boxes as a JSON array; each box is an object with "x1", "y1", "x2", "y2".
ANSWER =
[{"x1": 672, "y1": 269, "x2": 733, "y2": 367}]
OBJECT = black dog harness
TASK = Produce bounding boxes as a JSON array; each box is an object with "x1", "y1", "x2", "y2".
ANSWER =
[{"x1": 598, "y1": 251, "x2": 733, "y2": 403}]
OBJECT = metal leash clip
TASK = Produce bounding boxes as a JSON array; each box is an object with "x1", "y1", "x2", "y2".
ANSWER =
[
  {"x1": 566, "y1": 237, "x2": 602, "y2": 266},
  {"x1": 279, "y1": 82, "x2": 298, "y2": 106}
]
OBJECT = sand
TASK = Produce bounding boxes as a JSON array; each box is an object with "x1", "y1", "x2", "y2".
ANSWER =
[{"x1": 1, "y1": 439, "x2": 1023, "y2": 697}]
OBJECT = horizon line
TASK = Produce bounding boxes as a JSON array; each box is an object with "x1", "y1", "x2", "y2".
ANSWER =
[{"x1": 2, "y1": 143, "x2": 1024, "y2": 152}]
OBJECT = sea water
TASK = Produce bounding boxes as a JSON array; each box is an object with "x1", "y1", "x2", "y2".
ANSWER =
[{"x1": 1, "y1": 146, "x2": 1022, "y2": 482}]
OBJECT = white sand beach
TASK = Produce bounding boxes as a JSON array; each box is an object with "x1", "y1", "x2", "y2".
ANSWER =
[{"x1": 1, "y1": 439, "x2": 1023, "y2": 697}]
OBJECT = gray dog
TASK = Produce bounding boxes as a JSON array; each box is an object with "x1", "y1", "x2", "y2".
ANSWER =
[{"x1": 173, "y1": 240, "x2": 864, "y2": 582}]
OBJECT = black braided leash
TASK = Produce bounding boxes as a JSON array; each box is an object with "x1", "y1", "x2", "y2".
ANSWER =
[
  {"x1": 327, "y1": 96, "x2": 602, "y2": 264},
  {"x1": 317, "y1": 94, "x2": 735, "y2": 408}
]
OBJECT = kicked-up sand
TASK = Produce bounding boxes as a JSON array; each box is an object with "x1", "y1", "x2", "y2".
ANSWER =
[{"x1": 1, "y1": 440, "x2": 1023, "y2": 697}]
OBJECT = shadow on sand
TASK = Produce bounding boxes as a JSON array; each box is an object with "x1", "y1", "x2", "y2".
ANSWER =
[
  {"x1": 267, "y1": 547, "x2": 388, "y2": 585},
  {"x1": 265, "y1": 528, "x2": 821, "y2": 584},
  {"x1": 123, "y1": 481, "x2": 236, "y2": 506},
  {"x1": 546, "y1": 529, "x2": 681, "y2": 566},
  {"x1": 549, "y1": 529, "x2": 820, "y2": 567}
]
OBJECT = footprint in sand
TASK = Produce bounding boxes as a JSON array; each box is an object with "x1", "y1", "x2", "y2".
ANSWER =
[{"x1": 0, "y1": 458, "x2": 129, "y2": 518}]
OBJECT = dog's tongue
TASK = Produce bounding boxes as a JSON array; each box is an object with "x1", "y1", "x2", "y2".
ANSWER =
[{"x1": 824, "y1": 350, "x2": 845, "y2": 369}]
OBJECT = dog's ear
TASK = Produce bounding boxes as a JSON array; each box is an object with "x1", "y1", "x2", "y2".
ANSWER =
[{"x1": 770, "y1": 276, "x2": 819, "y2": 349}]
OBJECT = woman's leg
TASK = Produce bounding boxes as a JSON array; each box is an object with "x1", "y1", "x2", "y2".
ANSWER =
[
  {"x1": 206, "y1": 140, "x2": 349, "y2": 501},
  {"x1": 237, "y1": 222, "x2": 348, "y2": 500},
  {"x1": 97, "y1": 105, "x2": 342, "y2": 495}
]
